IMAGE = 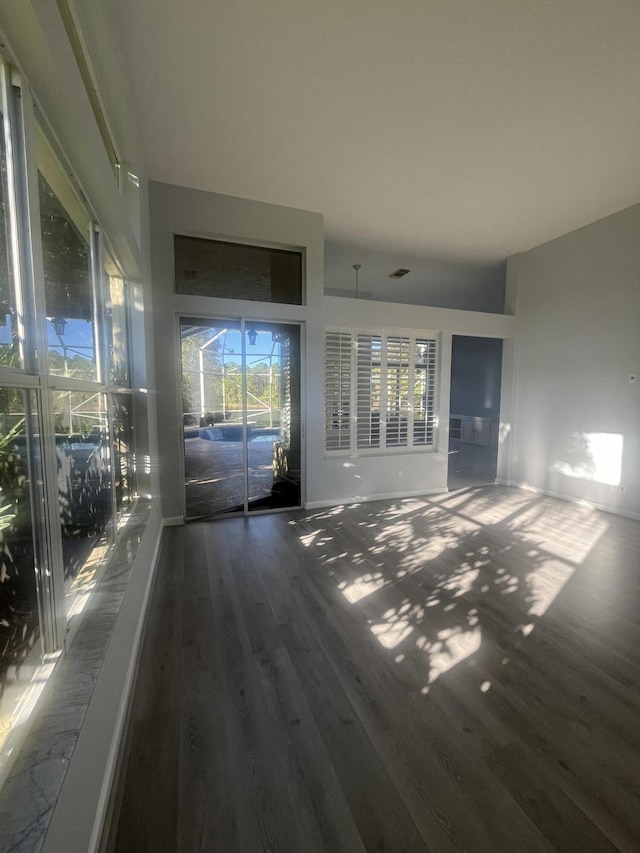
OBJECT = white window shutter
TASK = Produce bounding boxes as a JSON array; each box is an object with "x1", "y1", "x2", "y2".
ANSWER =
[
  {"x1": 325, "y1": 331, "x2": 352, "y2": 451},
  {"x1": 384, "y1": 335, "x2": 410, "y2": 447},
  {"x1": 413, "y1": 337, "x2": 437, "y2": 447},
  {"x1": 325, "y1": 328, "x2": 438, "y2": 455},
  {"x1": 356, "y1": 334, "x2": 382, "y2": 449}
]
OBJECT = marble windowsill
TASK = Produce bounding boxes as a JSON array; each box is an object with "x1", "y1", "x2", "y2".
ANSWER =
[{"x1": 0, "y1": 499, "x2": 153, "y2": 853}]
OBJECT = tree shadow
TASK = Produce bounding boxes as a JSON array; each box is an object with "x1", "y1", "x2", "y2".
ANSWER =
[{"x1": 293, "y1": 486, "x2": 583, "y2": 698}]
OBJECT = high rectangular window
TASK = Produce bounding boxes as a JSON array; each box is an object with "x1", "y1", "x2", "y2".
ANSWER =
[
  {"x1": 37, "y1": 129, "x2": 96, "y2": 380},
  {"x1": 174, "y1": 235, "x2": 303, "y2": 305},
  {"x1": 325, "y1": 328, "x2": 438, "y2": 455}
]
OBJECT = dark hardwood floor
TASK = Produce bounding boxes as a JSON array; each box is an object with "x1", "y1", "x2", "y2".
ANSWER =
[{"x1": 107, "y1": 486, "x2": 640, "y2": 852}]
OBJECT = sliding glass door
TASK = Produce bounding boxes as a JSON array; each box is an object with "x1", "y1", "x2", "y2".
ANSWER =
[{"x1": 181, "y1": 318, "x2": 302, "y2": 519}]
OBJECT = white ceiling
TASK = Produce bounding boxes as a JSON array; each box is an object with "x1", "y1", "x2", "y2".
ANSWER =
[{"x1": 114, "y1": 0, "x2": 640, "y2": 310}]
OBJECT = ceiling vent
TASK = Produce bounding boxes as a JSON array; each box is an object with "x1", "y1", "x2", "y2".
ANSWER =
[{"x1": 389, "y1": 268, "x2": 411, "y2": 279}]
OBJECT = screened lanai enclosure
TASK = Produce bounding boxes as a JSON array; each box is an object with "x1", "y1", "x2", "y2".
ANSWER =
[{"x1": 180, "y1": 319, "x2": 301, "y2": 518}]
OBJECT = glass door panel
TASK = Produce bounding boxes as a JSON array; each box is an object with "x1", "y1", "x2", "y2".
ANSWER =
[
  {"x1": 246, "y1": 323, "x2": 301, "y2": 512},
  {"x1": 181, "y1": 318, "x2": 302, "y2": 519},
  {"x1": 181, "y1": 319, "x2": 243, "y2": 518}
]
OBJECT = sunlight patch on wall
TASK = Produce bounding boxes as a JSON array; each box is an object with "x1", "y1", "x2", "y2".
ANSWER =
[
  {"x1": 552, "y1": 432, "x2": 623, "y2": 487},
  {"x1": 499, "y1": 422, "x2": 511, "y2": 444}
]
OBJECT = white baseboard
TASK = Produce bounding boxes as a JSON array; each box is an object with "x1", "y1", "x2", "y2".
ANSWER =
[
  {"x1": 496, "y1": 479, "x2": 640, "y2": 521},
  {"x1": 162, "y1": 515, "x2": 184, "y2": 527}
]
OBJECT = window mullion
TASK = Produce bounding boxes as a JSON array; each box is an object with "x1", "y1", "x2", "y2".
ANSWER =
[
  {"x1": 91, "y1": 226, "x2": 105, "y2": 384},
  {"x1": 0, "y1": 367, "x2": 39, "y2": 387}
]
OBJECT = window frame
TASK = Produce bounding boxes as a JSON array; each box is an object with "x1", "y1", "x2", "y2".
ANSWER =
[
  {"x1": 325, "y1": 326, "x2": 440, "y2": 457},
  {"x1": 0, "y1": 57, "x2": 139, "y2": 653},
  {"x1": 173, "y1": 233, "x2": 305, "y2": 306}
]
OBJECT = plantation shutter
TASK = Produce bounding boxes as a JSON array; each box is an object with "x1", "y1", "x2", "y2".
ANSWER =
[
  {"x1": 356, "y1": 334, "x2": 382, "y2": 449},
  {"x1": 325, "y1": 327, "x2": 438, "y2": 454},
  {"x1": 325, "y1": 331, "x2": 352, "y2": 451},
  {"x1": 412, "y1": 337, "x2": 437, "y2": 447},
  {"x1": 384, "y1": 335, "x2": 410, "y2": 447}
]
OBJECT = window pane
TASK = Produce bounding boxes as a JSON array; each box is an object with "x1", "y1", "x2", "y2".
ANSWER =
[
  {"x1": 37, "y1": 130, "x2": 96, "y2": 380},
  {"x1": 0, "y1": 388, "x2": 43, "y2": 750},
  {"x1": 0, "y1": 99, "x2": 21, "y2": 369},
  {"x1": 104, "y1": 250, "x2": 129, "y2": 386},
  {"x1": 111, "y1": 392, "x2": 135, "y2": 513},
  {"x1": 174, "y1": 235, "x2": 303, "y2": 305},
  {"x1": 52, "y1": 391, "x2": 111, "y2": 610}
]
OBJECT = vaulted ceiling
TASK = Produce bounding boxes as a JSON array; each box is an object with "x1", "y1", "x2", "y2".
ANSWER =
[{"x1": 114, "y1": 0, "x2": 640, "y2": 310}]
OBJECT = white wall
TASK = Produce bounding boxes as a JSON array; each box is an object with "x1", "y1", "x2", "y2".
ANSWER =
[
  {"x1": 505, "y1": 204, "x2": 640, "y2": 518},
  {"x1": 149, "y1": 180, "x2": 515, "y2": 515},
  {"x1": 149, "y1": 180, "x2": 325, "y2": 520},
  {"x1": 308, "y1": 298, "x2": 514, "y2": 507}
]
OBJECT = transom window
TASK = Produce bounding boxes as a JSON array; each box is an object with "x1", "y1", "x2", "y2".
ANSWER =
[
  {"x1": 174, "y1": 235, "x2": 303, "y2": 305},
  {"x1": 325, "y1": 328, "x2": 438, "y2": 455}
]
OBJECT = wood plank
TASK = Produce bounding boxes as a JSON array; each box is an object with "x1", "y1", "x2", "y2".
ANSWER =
[{"x1": 109, "y1": 486, "x2": 640, "y2": 852}]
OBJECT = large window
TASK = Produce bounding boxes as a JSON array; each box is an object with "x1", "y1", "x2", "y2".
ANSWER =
[
  {"x1": 325, "y1": 328, "x2": 438, "y2": 455},
  {"x1": 37, "y1": 128, "x2": 96, "y2": 381},
  {"x1": 0, "y1": 57, "x2": 141, "y2": 761}
]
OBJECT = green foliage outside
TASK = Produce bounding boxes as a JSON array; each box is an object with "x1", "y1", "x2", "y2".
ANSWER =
[{"x1": 181, "y1": 329, "x2": 282, "y2": 421}]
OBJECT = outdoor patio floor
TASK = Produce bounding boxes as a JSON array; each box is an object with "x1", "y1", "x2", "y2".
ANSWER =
[{"x1": 184, "y1": 436, "x2": 278, "y2": 517}]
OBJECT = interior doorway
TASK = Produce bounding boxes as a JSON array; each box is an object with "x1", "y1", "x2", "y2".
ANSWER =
[
  {"x1": 448, "y1": 335, "x2": 503, "y2": 490},
  {"x1": 180, "y1": 317, "x2": 302, "y2": 518}
]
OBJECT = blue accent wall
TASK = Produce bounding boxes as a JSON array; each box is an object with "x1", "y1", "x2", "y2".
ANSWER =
[{"x1": 450, "y1": 335, "x2": 503, "y2": 418}]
